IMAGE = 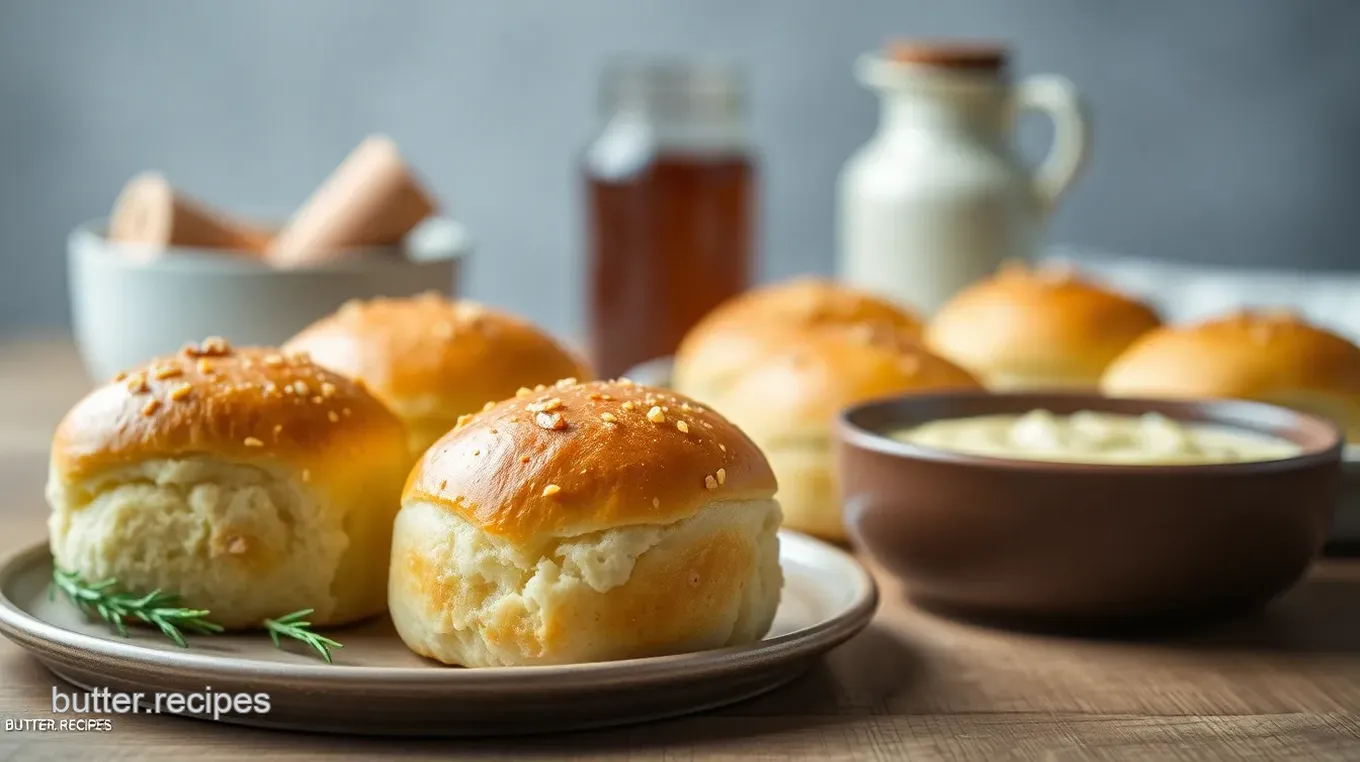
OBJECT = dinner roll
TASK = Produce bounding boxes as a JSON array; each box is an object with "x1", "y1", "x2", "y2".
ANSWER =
[
  {"x1": 389, "y1": 378, "x2": 782, "y2": 667},
  {"x1": 701, "y1": 325, "x2": 982, "y2": 541},
  {"x1": 925, "y1": 262, "x2": 1162, "y2": 391},
  {"x1": 673, "y1": 277, "x2": 922, "y2": 405},
  {"x1": 47, "y1": 338, "x2": 410, "y2": 630},
  {"x1": 284, "y1": 293, "x2": 591, "y2": 456},
  {"x1": 1102, "y1": 310, "x2": 1360, "y2": 442}
]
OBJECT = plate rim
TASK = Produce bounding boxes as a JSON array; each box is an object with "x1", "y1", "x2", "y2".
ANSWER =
[{"x1": 0, "y1": 530, "x2": 878, "y2": 690}]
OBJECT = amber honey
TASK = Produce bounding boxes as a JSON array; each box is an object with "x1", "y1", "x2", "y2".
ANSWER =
[{"x1": 583, "y1": 59, "x2": 757, "y2": 379}]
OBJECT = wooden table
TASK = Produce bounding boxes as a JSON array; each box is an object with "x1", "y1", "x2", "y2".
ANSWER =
[{"x1": 1, "y1": 336, "x2": 1358, "y2": 761}]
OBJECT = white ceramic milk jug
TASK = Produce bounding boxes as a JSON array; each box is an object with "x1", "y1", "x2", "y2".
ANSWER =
[{"x1": 837, "y1": 44, "x2": 1090, "y2": 315}]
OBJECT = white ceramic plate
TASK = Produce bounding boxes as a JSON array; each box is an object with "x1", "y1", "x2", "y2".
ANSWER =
[{"x1": 0, "y1": 530, "x2": 876, "y2": 737}]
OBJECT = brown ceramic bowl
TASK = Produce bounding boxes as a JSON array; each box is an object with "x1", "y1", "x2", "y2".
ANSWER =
[{"x1": 837, "y1": 393, "x2": 1344, "y2": 628}]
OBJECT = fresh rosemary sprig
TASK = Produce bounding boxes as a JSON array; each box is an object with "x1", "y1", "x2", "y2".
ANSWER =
[
  {"x1": 50, "y1": 568, "x2": 223, "y2": 647},
  {"x1": 50, "y1": 568, "x2": 342, "y2": 662},
  {"x1": 264, "y1": 609, "x2": 344, "y2": 664}
]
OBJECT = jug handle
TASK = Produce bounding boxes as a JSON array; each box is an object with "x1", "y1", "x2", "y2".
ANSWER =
[{"x1": 1016, "y1": 74, "x2": 1091, "y2": 216}]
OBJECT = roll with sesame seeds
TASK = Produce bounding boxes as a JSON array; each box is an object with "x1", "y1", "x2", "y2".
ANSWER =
[
  {"x1": 1101, "y1": 310, "x2": 1360, "y2": 442},
  {"x1": 388, "y1": 378, "x2": 783, "y2": 667},
  {"x1": 46, "y1": 339, "x2": 411, "y2": 630},
  {"x1": 282, "y1": 293, "x2": 592, "y2": 457},
  {"x1": 700, "y1": 325, "x2": 982, "y2": 541}
]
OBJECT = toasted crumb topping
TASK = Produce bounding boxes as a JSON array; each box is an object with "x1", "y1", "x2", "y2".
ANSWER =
[
  {"x1": 527, "y1": 398, "x2": 563, "y2": 413},
  {"x1": 534, "y1": 411, "x2": 566, "y2": 430},
  {"x1": 197, "y1": 337, "x2": 232, "y2": 357}
]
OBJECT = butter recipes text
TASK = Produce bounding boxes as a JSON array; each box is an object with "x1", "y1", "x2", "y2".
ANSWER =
[
  {"x1": 7, "y1": 718, "x2": 112, "y2": 732},
  {"x1": 51, "y1": 686, "x2": 271, "y2": 720}
]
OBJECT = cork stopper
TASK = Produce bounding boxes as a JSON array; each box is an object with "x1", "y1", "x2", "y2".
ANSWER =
[
  {"x1": 886, "y1": 40, "x2": 1008, "y2": 72},
  {"x1": 107, "y1": 172, "x2": 269, "y2": 257},
  {"x1": 267, "y1": 135, "x2": 437, "y2": 268}
]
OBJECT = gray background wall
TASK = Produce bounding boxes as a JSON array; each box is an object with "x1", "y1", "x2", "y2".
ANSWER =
[{"x1": 3, "y1": 0, "x2": 1358, "y2": 336}]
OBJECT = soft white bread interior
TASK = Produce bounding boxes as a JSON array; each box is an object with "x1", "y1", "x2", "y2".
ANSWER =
[
  {"x1": 695, "y1": 325, "x2": 982, "y2": 541},
  {"x1": 388, "y1": 378, "x2": 783, "y2": 667},
  {"x1": 284, "y1": 293, "x2": 592, "y2": 457},
  {"x1": 46, "y1": 338, "x2": 411, "y2": 630},
  {"x1": 1102, "y1": 310, "x2": 1360, "y2": 443},
  {"x1": 925, "y1": 262, "x2": 1162, "y2": 391}
]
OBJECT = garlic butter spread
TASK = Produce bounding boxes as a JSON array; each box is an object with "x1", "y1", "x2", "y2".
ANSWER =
[{"x1": 891, "y1": 410, "x2": 1301, "y2": 465}]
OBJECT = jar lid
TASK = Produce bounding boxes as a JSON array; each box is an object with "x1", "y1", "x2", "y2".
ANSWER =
[{"x1": 886, "y1": 40, "x2": 1008, "y2": 71}]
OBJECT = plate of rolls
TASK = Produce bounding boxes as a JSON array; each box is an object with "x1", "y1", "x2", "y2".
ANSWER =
[
  {"x1": 655, "y1": 263, "x2": 1360, "y2": 548},
  {"x1": 0, "y1": 295, "x2": 877, "y2": 737}
]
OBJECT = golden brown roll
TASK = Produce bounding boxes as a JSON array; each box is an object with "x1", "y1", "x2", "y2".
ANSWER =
[
  {"x1": 388, "y1": 378, "x2": 783, "y2": 667},
  {"x1": 47, "y1": 338, "x2": 411, "y2": 630},
  {"x1": 283, "y1": 293, "x2": 591, "y2": 456},
  {"x1": 925, "y1": 262, "x2": 1162, "y2": 391},
  {"x1": 699, "y1": 325, "x2": 982, "y2": 541},
  {"x1": 673, "y1": 277, "x2": 922, "y2": 405},
  {"x1": 1102, "y1": 310, "x2": 1360, "y2": 442}
]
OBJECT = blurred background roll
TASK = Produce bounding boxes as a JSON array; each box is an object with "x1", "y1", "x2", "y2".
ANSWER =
[
  {"x1": 284, "y1": 294, "x2": 591, "y2": 457},
  {"x1": 925, "y1": 263, "x2": 1162, "y2": 391}
]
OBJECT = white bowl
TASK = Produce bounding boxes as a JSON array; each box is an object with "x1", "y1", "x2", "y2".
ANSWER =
[{"x1": 67, "y1": 217, "x2": 468, "y2": 381}]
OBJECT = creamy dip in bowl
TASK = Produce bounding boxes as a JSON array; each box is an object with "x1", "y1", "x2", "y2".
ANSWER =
[
  {"x1": 891, "y1": 409, "x2": 1302, "y2": 466},
  {"x1": 835, "y1": 392, "x2": 1343, "y2": 628}
]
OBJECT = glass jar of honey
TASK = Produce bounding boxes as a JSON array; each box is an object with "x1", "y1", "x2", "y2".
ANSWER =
[{"x1": 583, "y1": 58, "x2": 757, "y2": 379}]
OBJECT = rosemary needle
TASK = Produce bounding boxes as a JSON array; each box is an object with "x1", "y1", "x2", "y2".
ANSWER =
[
  {"x1": 50, "y1": 568, "x2": 342, "y2": 662},
  {"x1": 264, "y1": 609, "x2": 344, "y2": 664},
  {"x1": 50, "y1": 568, "x2": 223, "y2": 647}
]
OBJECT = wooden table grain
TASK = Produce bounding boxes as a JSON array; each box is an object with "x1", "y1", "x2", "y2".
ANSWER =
[{"x1": 1, "y1": 336, "x2": 1358, "y2": 761}]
